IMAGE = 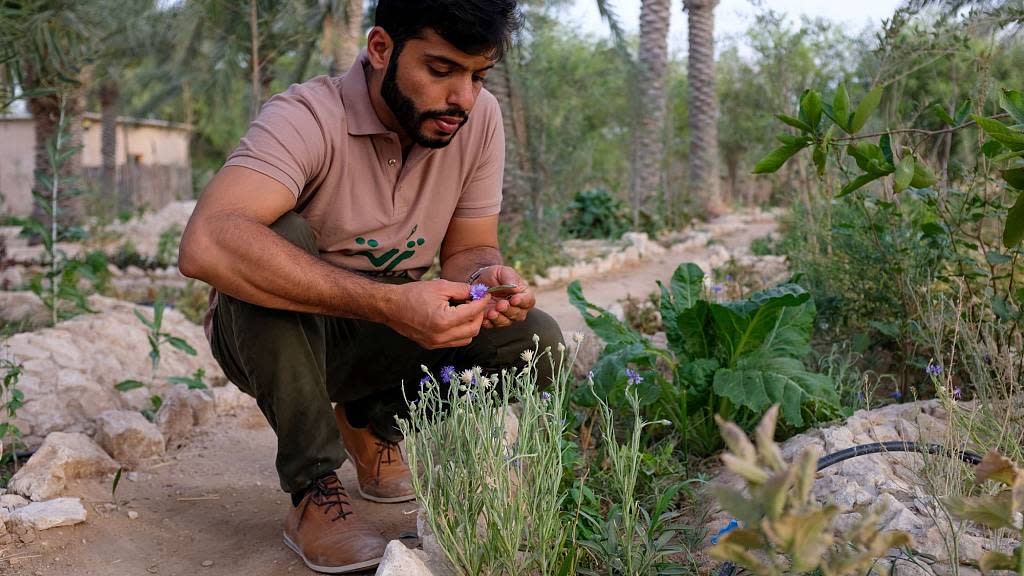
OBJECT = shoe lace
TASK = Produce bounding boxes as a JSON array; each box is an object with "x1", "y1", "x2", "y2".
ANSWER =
[
  {"x1": 309, "y1": 475, "x2": 352, "y2": 522},
  {"x1": 374, "y1": 439, "x2": 401, "y2": 478}
]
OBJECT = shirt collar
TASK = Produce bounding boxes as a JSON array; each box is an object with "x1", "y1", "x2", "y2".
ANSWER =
[{"x1": 341, "y1": 51, "x2": 391, "y2": 136}]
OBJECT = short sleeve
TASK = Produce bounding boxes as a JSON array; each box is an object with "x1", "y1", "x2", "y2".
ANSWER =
[
  {"x1": 223, "y1": 84, "x2": 328, "y2": 198},
  {"x1": 454, "y1": 93, "x2": 504, "y2": 218}
]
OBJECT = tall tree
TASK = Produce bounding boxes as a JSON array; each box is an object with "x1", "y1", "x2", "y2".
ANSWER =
[
  {"x1": 630, "y1": 0, "x2": 671, "y2": 227},
  {"x1": 322, "y1": 0, "x2": 364, "y2": 76},
  {"x1": 683, "y1": 0, "x2": 722, "y2": 215},
  {"x1": 0, "y1": 1, "x2": 99, "y2": 229}
]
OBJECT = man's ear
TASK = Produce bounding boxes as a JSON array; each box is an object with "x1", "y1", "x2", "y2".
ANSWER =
[{"x1": 366, "y1": 26, "x2": 394, "y2": 72}]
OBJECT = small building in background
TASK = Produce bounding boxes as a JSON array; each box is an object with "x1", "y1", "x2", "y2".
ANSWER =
[{"x1": 0, "y1": 112, "x2": 192, "y2": 218}]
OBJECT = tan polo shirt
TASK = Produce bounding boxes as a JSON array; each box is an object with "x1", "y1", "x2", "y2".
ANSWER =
[{"x1": 203, "y1": 53, "x2": 504, "y2": 335}]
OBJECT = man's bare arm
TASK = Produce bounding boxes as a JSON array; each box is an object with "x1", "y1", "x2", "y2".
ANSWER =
[
  {"x1": 179, "y1": 166, "x2": 490, "y2": 348},
  {"x1": 178, "y1": 166, "x2": 392, "y2": 320},
  {"x1": 439, "y1": 215, "x2": 502, "y2": 282}
]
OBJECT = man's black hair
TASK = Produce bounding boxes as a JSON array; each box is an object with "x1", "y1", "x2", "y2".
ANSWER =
[{"x1": 374, "y1": 0, "x2": 522, "y2": 61}]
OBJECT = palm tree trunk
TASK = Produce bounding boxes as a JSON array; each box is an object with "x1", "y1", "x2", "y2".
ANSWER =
[
  {"x1": 683, "y1": 0, "x2": 722, "y2": 216},
  {"x1": 490, "y1": 59, "x2": 533, "y2": 222},
  {"x1": 99, "y1": 79, "x2": 120, "y2": 216},
  {"x1": 630, "y1": 0, "x2": 671, "y2": 227},
  {"x1": 324, "y1": 0, "x2": 364, "y2": 76}
]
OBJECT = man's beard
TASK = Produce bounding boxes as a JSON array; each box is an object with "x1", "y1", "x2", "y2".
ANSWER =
[{"x1": 381, "y1": 51, "x2": 468, "y2": 149}]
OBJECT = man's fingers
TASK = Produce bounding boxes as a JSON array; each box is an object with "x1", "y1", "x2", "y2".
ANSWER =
[
  {"x1": 447, "y1": 294, "x2": 489, "y2": 322},
  {"x1": 436, "y1": 279, "x2": 472, "y2": 300}
]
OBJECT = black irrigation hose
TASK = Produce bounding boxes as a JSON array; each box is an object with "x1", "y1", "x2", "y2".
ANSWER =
[{"x1": 716, "y1": 441, "x2": 985, "y2": 576}]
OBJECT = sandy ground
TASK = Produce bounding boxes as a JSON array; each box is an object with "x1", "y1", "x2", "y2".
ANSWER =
[{"x1": 1, "y1": 214, "x2": 776, "y2": 576}]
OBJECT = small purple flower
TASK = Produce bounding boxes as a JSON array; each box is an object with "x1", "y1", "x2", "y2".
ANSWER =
[
  {"x1": 890, "y1": 389, "x2": 903, "y2": 399},
  {"x1": 469, "y1": 283, "x2": 488, "y2": 301},
  {"x1": 440, "y1": 365, "x2": 456, "y2": 384},
  {"x1": 725, "y1": 275, "x2": 734, "y2": 282},
  {"x1": 419, "y1": 375, "x2": 431, "y2": 388},
  {"x1": 541, "y1": 391, "x2": 552, "y2": 402},
  {"x1": 625, "y1": 368, "x2": 643, "y2": 386},
  {"x1": 713, "y1": 284, "x2": 724, "y2": 294},
  {"x1": 926, "y1": 362, "x2": 943, "y2": 376},
  {"x1": 952, "y1": 387, "x2": 962, "y2": 400}
]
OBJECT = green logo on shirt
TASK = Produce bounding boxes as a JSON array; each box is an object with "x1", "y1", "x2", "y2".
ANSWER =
[{"x1": 355, "y1": 234, "x2": 426, "y2": 272}]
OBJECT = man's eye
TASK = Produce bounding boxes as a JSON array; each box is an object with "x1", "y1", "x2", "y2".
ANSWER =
[{"x1": 429, "y1": 68, "x2": 450, "y2": 78}]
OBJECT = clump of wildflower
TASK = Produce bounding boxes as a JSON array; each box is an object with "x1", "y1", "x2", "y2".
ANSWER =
[
  {"x1": 469, "y1": 283, "x2": 488, "y2": 301},
  {"x1": 440, "y1": 365, "x2": 456, "y2": 384},
  {"x1": 952, "y1": 387, "x2": 962, "y2": 400},
  {"x1": 520, "y1": 349, "x2": 534, "y2": 363},
  {"x1": 926, "y1": 362, "x2": 943, "y2": 376},
  {"x1": 461, "y1": 369, "x2": 475, "y2": 385},
  {"x1": 541, "y1": 391, "x2": 552, "y2": 402},
  {"x1": 625, "y1": 367, "x2": 643, "y2": 386}
]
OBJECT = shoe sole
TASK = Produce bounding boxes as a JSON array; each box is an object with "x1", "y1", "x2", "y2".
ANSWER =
[
  {"x1": 282, "y1": 532, "x2": 382, "y2": 574},
  {"x1": 358, "y1": 488, "x2": 416, "y2": 504}
]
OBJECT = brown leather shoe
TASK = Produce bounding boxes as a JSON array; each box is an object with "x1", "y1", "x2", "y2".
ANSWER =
[
  {"x1": 334, "y1": 405, "x2": 416, "y2": 503},
  {"x1": 283, "y1": 473, "x2": 388, "y2": 573}
]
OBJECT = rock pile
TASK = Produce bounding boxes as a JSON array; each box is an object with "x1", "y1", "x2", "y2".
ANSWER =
[
  {"x1": 708, "y1": 400, "x2": 1017, "y2": 576},
  {"x1": 0, "y1": 294, "x2": 225, "y2": 448}
]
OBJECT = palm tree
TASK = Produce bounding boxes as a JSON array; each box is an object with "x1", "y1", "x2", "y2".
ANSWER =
[
  {"x1": 0, "y1": 1, "x2": 99, "y2": 229},
  {"x1": 630, "y1": 0, "x2": 671, "y2": 227},
  {"x1": 683, "y1": 0, "x2": 722, "y2": 216},
  {"x1": 321, "y1": 0, "x2": 364, "y2": 76}
]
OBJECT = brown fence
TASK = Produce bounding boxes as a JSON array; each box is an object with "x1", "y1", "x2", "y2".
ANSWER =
[{"x1": 82, "y1": 164, "x2": 193, "y2": 217}]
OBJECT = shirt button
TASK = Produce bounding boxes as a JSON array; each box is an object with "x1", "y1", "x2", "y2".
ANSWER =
[{"x1": 387, "y1": 159, "x2": 397, "y2": 167}]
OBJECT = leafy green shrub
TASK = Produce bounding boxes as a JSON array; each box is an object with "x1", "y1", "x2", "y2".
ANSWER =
[
  {"x1": 564, "y1": 187, "x2": 631, "y2": 240},
  {"x1": 569, "y1": 262, "x2": 838, "y2": 455},
  {"x1": 758, "y1": 85, "x2": 1024, "y2": 397}
]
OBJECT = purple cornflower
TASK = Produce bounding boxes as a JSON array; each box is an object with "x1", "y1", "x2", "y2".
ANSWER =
[
  {"x1": 469, "y1": 283, "x2": 488, "y2": 301},
  {"x1": 440, "y1": 365, "x2": 456, "y2": 384},
  {"x1": 952, "y1": 387, "x2": 962, "y2": 400},
  {"x1": 712, "y1": 284, "x2": 724, "y2": 294},
  {"x1": 890, "y1": 389, "x2": 903, "y2": 399},
  {"x1": 419, "y1": 375, "x2": 431, "y2": 388},
  {"x1": 541, "y1": 391, "x2": 552, "y2": 402},
  {"x1": 725, "y1": 275, "x2": 734, "y2": 282},
  {"x1": 625, "y1": 367, "x2": 643, "y2": 386},
  {"x1": 926, "y1": 362, "x2": 943, "y2": 376}
]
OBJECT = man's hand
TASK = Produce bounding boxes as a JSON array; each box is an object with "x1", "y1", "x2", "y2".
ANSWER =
[
  {"x1": 387, "y1": 280, "x2": 490, "y2": 349},
  {"x1": 474, "y1": 265, "x2": 535, "y2": 329}
]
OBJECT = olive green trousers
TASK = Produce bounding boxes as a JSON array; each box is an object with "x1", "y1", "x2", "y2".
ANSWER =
[{"x1": 208, "y1": 212, "x2": 565, "y2": 493}]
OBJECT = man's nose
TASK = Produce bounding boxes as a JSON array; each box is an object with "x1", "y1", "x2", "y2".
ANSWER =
[{"x1": 447, "y1": 77, "x2": 476, "y2": 112}]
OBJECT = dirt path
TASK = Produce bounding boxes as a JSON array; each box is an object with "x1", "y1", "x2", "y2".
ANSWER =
[
  {"x1": 3, "y1": 212, "x2": 776, "y2": 576},
  {"x1": 534, "y1": 213, "x2": 778, "y2": 334}
]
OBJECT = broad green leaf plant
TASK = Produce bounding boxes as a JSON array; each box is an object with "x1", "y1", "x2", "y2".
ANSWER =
[{"x1": 569, "y1": 263, "x2": 838, "y2": 454}]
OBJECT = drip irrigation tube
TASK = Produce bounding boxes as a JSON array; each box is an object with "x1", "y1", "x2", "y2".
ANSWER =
[{"x1": 716, "y1": 441, "x2": 984, "y2": 576}]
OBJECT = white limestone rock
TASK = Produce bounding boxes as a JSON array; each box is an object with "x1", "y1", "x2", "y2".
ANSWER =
[
  {"x1": 95, "y1": 410, "x2": 166, "y2": 466},
  {"x1": 9, "y1": 432, "x2": 118, "y2": 501},
  {"x1": 10, "y1": 497, "x2": 87, "y2": 530},
  {"x1": 375, "y1": 540, "x2": 434, "y2": 576}
]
